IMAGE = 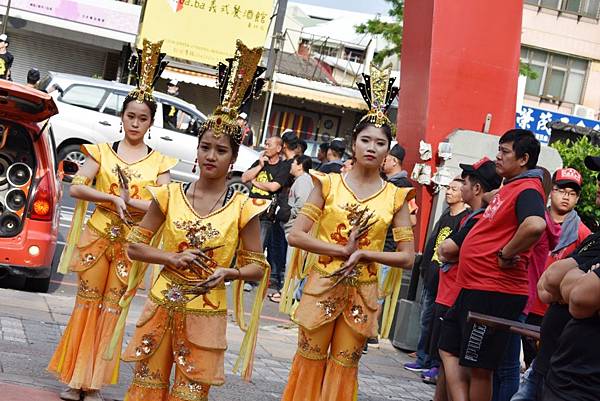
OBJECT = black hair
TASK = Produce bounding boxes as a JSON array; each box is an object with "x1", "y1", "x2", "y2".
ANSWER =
[
  {"x1": 352, "y1": 120, "x2": 393, "y2": 149},
  {"x1": 122, "y1": 95, "x2": 158, "y2": 121},
  {"x1": 294, "y1": 154, "x2": 312, "y2": 173},
  {"x1": 197, "y1": 127, "x2": 240, "y2": 159},
  {"x1": 319, "y1": 142, "x2": 329, "y2": 152},
  {"x1": 27, "y1": 69, "x2": 40, "y2": 85},
  {"x1": 464, "y1": 173, "x2": 490, "y2": 193},
  {"x1": 282, "y1": 131, "x2": 299, "y2": 150},
  {"x1": 499, "y1": 129, "x2": 540, "y2": 170},
  {"x1": 329, "y1": 140, "x2": 346, "y2": 158},
  {"x1": 299, "y1": 139, "x2": 308, "y2": 154}
]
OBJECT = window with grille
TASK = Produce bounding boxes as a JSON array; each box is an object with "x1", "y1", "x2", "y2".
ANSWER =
[
  {"x1": 524, "y1": 0, "x2": 600, "y2": 19},
  {"x1": 520, "y1": 47, "x2": 589, "y2": 103}
]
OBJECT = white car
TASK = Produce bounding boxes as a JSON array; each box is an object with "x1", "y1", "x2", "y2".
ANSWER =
[{"x1": 40, "y1": 72, "x2": 258, "y2": 193}]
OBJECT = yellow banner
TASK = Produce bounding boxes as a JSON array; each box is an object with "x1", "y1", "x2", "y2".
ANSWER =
[{"x1": 139, "y1": 0, "x2": 273, "y2": 66}]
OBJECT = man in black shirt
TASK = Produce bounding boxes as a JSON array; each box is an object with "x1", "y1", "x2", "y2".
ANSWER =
[
  {"x1": 318, "y1": 138, "x2": 345, "y2": 173},
  {"x1": 529, "y1": 155, "x2": 600, "y2": 401},
  {"x1": 0, "y1": 34, "x2": 14, "y2": 81}
]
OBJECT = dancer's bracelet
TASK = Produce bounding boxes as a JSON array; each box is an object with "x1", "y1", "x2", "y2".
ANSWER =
[
  {"x1": 237, "y1": 249, "x2": 269, "y2": 271},
  {"x1": 71, "y1": 175, "x2": 92, "y2": 186},
  {"x1": 126, "y1": 226, "x2": 154, "y2": 245},
  {"x1": 392, "y1": 226, "x2": 414, "y2": 243}
]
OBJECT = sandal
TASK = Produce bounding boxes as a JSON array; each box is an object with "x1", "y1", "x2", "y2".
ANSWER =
[{"x1": 268, "y1": 291, "x2": 282, "y2": 303}]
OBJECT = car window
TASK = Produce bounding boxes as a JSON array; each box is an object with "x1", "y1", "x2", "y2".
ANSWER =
[
  {"x1": 101, "y1": 92, "x2": 128, "y2": 116},
  {"x1": 161, "y1": 102, "x2": 196, "y2": 135},
  {"x1": 60, "y1": 85, "x2": 108, "y2": 111}
]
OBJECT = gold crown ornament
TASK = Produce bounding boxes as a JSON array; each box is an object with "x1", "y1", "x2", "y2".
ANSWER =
[
  {"x1": 356, "y1": 64, "x2": 399, "y2": 129},
  {"x1": 128, "y1": 39, "x2": 169, "y2": 103},
  {"x1": 198, "y1": 40, "x2": 266, "y2": 145}
]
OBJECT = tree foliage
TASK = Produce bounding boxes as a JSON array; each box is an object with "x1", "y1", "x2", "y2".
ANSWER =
[
  {"x1": 552, "y1": 136, "x2": 600, "y2": 231},
  {"x1": 355, "y1": 0, "x2": 403, "y2": 66},
  {"x1": 519, "y1": 63, "x2": 539, "y2": 80}
]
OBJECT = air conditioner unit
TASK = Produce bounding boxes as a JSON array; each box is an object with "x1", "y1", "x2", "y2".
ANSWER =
[{"x1": 573, "y1": 104, "x2": 597, "y2": 120}]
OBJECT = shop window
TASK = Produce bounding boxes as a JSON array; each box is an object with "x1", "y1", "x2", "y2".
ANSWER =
[
  {"x1": 60, "y1": 85, "x2": 108, "y2": 111},
  {"x1": 525, "y1": 0, "x2": 600, "y2": 18},
  {"x1": 520, "y1": 47, "x2": 588, "y2": 104}
]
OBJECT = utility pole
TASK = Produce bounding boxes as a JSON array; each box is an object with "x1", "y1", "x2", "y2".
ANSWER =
[
  {"x1": 258, "y1": 0, "x2": 288, "y2": 145},
  {"x1": 2, "y1": 0, "x2": 12, "y2": 34}
]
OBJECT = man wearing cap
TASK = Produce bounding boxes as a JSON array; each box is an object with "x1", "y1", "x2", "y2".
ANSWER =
[
  {"x1": 523, "y1": 157, "x2": 600, "y2": 401},
  {"x1": 0, "y1": 34, "x2": 13, "y2": 81},
  {"x1": 318, "y1": 138, "x2": 346, "y2": 173},
  {"x1": 316, "y1": 142, "x2": 329, "y2": 170},
  {"x1": 433, "y1": 157, "x2": 502, "y2": 393},
  {"x1": 439, "y1": 129, "x2": 547, "y2": 401},
  {"x1": 237, "y1": 112, "x2": 254, "y2": 147}
]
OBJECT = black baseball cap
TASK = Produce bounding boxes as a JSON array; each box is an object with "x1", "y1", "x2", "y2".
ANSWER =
[
  {"x1": 459, "y1": 156, "x2": 502, "y2": 192},
  {"x1": 584, "y1": 155, "x2": 600, "y2": 172},
  {"x1": 389, "y1": 144, "x2": 406, "y2": 162}
]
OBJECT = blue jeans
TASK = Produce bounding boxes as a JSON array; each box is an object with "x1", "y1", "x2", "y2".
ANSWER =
[
  {"x1": 416, "y1": 287, "x2": 436, "y2": 368},
  {"x1": 267, "y1": 222, "x2": 287, "y2": 290},
  {"x1": 510, "y1": 361, "x2": 545, "y2": 401},
  {"x1": 492, "y1": 314, "x2": 527, "y2": 401}
]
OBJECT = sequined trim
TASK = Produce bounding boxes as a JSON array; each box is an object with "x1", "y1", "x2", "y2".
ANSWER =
[
  {"x1": 148, "y1": 291, "x2": 227, "y2": 316},
  {"x1": 312, "y1": 264, "x2": 379, "y2": 286},
  {"x1": 127, "y1": 226, "x2": 154, "y2": 245},
  {"x1": 104, "y1": 286, "x2": 126, "y2": 305},
  {"x1": 71, "y1": 175, "x2": 91, "y2": 186},
  {"x1": 333, "y1": 345, "x2": 363, "y2": 367},
  {"x1": 297, "y1": 330, "x2": 326, "y2": 361},
  {"x1": 77, "y1": 279, "x2": 102, "y2": 300},
  {"x1": 116, "y1": 260, "x2": 129, "y2": 279},
  {"x1": 316, "y1": 295, "x2": 345, "y2": 319},
  {"x1": 171, "y1": 380, "x2": 210, "y2": 401},
  {"x1": 174, "y1": 340, "x2": 196, "y2": 374},
  {"x1": 237, "y1": 249, "x2": 269, "y2": 271},
  {"x1": 349, "y1": 305, "x2": 368, "y2": 324},
  {"x1": 132, "y1": 362, "x2": 168, "y2": 389}
]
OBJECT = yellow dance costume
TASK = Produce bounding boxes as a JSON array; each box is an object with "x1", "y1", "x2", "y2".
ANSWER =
[
  {"x1": 48, "y1": 143, "x2": 177, "y2": 390},
  {"x1": 282, "y1": 171, "x2": 414, "y2": 401},
  {"x1": 122, "y1": 183, "x2": 269, "y2": 401}
]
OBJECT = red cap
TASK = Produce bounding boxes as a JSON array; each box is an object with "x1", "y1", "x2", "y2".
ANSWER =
[{"x1": 553, "y1": 168, "x2": 582, "y2": 189}]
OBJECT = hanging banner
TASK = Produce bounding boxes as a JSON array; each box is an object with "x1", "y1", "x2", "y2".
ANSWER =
[{"x1": 139, "y1": 0, "x2": 274, "y2": 66}]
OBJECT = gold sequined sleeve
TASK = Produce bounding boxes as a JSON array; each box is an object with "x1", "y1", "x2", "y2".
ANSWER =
[
  {"x1": 393, "y1": 187, "x2": 417, "y2": 215},
  {"x1": 146, "y1": 184, "x2": 171, "y2": 215},
  {"x1": 81, "y1": 143, "x2": 101, "y2": 164},
  {"x1": 239, "y1": 196, "x2": 271, "y2": 230},
  {"x1": 308, "y1": 169, "x2": 331, "y2": 199},
  {"x1": 158, "y1": 154, "x2": 179, "y2": 174}
]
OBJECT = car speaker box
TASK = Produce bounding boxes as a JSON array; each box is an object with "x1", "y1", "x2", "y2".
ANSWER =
[{"x1": 0, "y1": 162, "x2": 32, "y2": 224}]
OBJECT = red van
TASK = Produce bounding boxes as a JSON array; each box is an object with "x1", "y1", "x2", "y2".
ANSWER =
[{"x1": 0, "y1": 80, "x2": 63, "y2": 292}]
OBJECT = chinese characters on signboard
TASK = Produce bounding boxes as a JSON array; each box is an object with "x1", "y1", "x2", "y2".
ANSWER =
[
  {"x1": 516, "y1": 106, "x2": 600, "y2": 145},
  {"x1": 140, "y1": 0, "x2": 273, "y2": 67}
]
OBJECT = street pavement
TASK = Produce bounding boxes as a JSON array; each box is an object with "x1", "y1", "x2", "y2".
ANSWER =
[{"x1": 0, "y1": 186, "x2": 435, "y2": 401}]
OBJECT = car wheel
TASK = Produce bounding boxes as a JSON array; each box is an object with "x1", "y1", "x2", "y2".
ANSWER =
[
  {"x1": 57, "y1": 144, "x2": 87, "y2": 182},
  {"x1": 24, "y1": 275, "x2": 51, "y2": 293},
  {"x1": 228, "y1": 176, "x2": 250, "y2": 195}
]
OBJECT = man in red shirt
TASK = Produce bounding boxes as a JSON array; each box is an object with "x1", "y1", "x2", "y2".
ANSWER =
[{"x1": 439, "y1": 129, "x2": 547, "y2": 401}]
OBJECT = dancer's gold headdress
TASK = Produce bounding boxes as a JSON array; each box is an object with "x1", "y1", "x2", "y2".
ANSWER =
[
  {"x1": 356, "y1": 64, "x2": 399, "y2": 128},
  {"x1": 198, "y1": 40, "x2": 265, "y2": 145},
  {"x1": 128, "y1": 39, "x2": 169, "y2": 103}
]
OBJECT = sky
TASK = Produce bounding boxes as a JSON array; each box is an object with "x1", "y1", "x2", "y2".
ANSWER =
[{"x1": 295, "y1": 0, "x2": 391, "y2": 15}]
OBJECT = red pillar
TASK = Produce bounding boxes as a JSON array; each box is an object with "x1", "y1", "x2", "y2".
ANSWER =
[{"x1": 397, "y1": 0, "x2": 523, "y2": 248}]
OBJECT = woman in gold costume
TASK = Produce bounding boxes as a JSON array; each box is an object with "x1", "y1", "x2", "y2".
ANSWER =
[
  {"x1": 281, "y1": 65, "x2": 416, "y2": 401},
  {"x1": 48, "y1": 40, "x2": 177, "y2": 401},
  {"x1": 119, "y1": 40, "x2": 270, "y2": 401}
]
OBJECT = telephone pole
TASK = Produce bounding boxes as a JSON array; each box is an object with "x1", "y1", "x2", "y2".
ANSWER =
[{"x1": 1, "y1": 0, "x2": 12, "y2": 34}]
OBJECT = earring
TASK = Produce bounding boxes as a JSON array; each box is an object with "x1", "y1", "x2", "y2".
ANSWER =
[
  {"x1": 147, "y1": 127, "x2": 151, "y2": 139},
  {"x1": 192, "y1": 158, "x2": 198, "y2": 174},
  {"x1": 119, "y1": 122, "x2": 123, "y2": 134},
  {"x1": 227, "y1": 164, "x2": 233, "y2": 180}
]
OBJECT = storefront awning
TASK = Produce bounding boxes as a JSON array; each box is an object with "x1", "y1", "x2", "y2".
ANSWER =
[
  {"x1": 273, "y1": 73, "x2": 368, "y2": 111},
  {"x1": 162, "y1": 66, "x2": 217, "y2": 88}
]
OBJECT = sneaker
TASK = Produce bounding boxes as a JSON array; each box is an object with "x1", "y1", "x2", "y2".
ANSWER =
[
  {"x1": 243, "y1": 283, "x2": 253, "y2": 292},
  {"x1": 362, "y1": 342, "x2": 368, "y2": 354},
  {"x1": 367, "y1": 337, "x2": 380, "y2": 349},
  {"x1": 59, "y1": 388, "x2": 81, "y2": 401},
  {"x1": 83, "y1": 391, "x2": 104, "y2": 401},
  {"x1": 404, "y1": 362, "x2": 427, "y2": 372},
  {"x1": 422, "y1": 367, "x2": 439, "y2": 380}
]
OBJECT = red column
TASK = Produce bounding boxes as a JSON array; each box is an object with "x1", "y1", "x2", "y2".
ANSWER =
[{"x1": 397, "y1": 0, "x2": 523, "y2": 248}]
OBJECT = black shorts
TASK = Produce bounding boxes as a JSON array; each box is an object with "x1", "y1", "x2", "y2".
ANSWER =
[
  {"x1": 438, "y1": 288, "x2": 527, "y2": 370},
  {"x1": 426, "y1": 302, "x2": 450, "y2": 361}
]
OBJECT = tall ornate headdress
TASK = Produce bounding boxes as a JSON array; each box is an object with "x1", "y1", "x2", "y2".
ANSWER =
[
  {"x1": 356, "y1": 64, "x2": 399, "y2": 128},
  {"x1": 128, "y1": 39, "x2": 169, "y2": 103},
  {"x1": 198, "y1": 40, "x2": 266, "y2": 145}
]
